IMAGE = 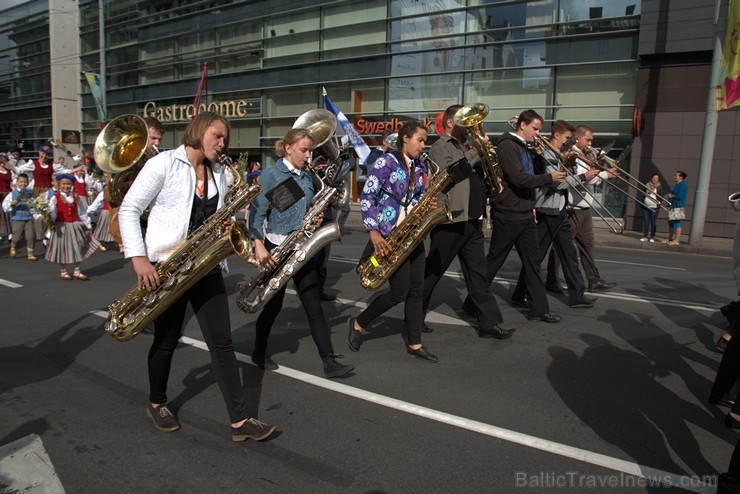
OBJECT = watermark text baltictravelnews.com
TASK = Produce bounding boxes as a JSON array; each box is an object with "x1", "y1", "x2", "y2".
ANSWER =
[{"x1": 515, "y1": 471, "x2": 717, "y2": 489}]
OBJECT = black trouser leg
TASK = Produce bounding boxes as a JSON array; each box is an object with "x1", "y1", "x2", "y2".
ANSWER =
[
  {"x1": 254, "y1": 240, "x2": 334, "y2": 359},
  {"x1": 189, "y1": 270, "x2": 248, "y2": 423},
  {"x1": 512, "y1": 214, "x2": 554, "y2": 303},
  {"x1": 292, "y1": 256, "x2": 334, "y2": 358},
  {"x1": 551, "y1": 213, "x2": 587, "y2": 304},
  {"x1": 422, "y1": 223, "x2": 465, "y2": 316},
  {"x1": 571, "y1": 209, "x2": 601, "y2": 285},
  {"x1": 357, "y1": 242, "x2": 425, "y2": 345},
  {"x1": 457, "y1": 223, "x2": 503, "y2": 327},
  {"x1": 150, "y1": 270, "x2": 248, "y2": 423},
  {"x1": 513, "y1": 218, "x2": 549, "y2": 315}
]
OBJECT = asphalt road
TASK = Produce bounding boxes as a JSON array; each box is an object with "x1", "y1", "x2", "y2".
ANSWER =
[{"x1": 0, "y1": 226, "x2": 735, "y2": 493}]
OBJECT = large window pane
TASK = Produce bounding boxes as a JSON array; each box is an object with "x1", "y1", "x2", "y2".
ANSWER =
[
  {"x1": 555, "y1": 62, "x2": 636, "y2": 122},
  {"x1": 324, "y1": 0, "x2": 386, "y2": 27},
  {"x1": 389, "y1": 73, "x2": 462, "y2": 112}
]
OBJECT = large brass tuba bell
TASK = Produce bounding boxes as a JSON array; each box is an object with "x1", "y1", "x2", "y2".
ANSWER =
[
  {"x1": 453, "y1": 103, "x2": 503, "y2": 194},
  {"x1": 94, "y1": 114, "x2": 156, "y2": 205},
  {"x1": 293, "y1": 109, "x2": 339, "y2": 162}
]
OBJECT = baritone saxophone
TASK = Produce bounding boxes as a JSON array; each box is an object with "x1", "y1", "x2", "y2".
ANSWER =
[
  {"x1": 357, "y1": 153, "x2": 472, "y2": 291},
  {"x1": 105, "y1": 155, "x2": 261, "y2": 342}
]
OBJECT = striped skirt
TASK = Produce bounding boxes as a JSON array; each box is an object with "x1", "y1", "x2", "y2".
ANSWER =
[
  {"x1": 45, "y1": 221, "x2": 101, "y2": 264},
  {"x1": 93, "y1": 209, "x2": 115, "y2": 242}
]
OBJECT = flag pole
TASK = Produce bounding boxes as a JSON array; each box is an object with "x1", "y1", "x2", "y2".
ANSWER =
[{"x1": 689, "y1": 0, "x2": 728, "y2": 246}]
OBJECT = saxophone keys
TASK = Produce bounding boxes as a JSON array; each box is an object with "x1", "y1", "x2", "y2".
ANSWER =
[
  {"x1": 295, "y1": 250, "x2": 306, "y2": 262},
  {"x1": 181, "y1": 260, "x2": 194, "y2": 273},
  {"x1": 105, "y1": 321, "x2": 117, "y2": 335},
  {"x1": 123, "y1": 313, "x2": 137, "y2": 325},
  {"x1": 268, "y1": 278, "x2": 280, "y2": 290},
  {"x1": 144, "y1": 292, "x2": 158, "y2": 307},
  {"x1": 163, "y1": 276, "x2": 177, "y2": 290}
]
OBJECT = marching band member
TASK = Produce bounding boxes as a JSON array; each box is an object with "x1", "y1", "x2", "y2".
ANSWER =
[
  {"x1": 248, "y1": 128, "x2": 354, "y2": 378},
  {"x1": 108, "y1": 116, "x2": 164, "y2": 254},
  {"x1": 348, "y1": 121, "x2": 439, "y2": 362},
  {"x1": 510, "y1": 120, "x2": 598, "y2": 309},
  {"x1": 546, "y1": 125, "x2": 618, "y2": 292},
  {"x1": 422, "y1": 105, "x2": 515, "y2": 340},
  {"x1": 119, "y1": 111, "x2": 276, "y2": 442},
  {"x1": 467, "y1": 109, "x2": 566, "y2": 323}
]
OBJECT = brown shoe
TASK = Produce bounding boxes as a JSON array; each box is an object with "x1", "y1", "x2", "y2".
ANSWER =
[
  {"x1": 27, "y1": 255, "x2": 38, "y2": 261},
  {"x1": 60, "y1": 271, "x2": 72, "y2": 281},
  {"x1": 146, "y1": 404, "x2": 181, "y2": 432},
  {"x1": 73, "y1": 271, "x2": 89, "y2": 280},
  {"x1": 99, "y1": 245, "x2": 107, "y2": 252},
  {"x1": 9, "y1": 247, "x2": 16, "y2": 258}
]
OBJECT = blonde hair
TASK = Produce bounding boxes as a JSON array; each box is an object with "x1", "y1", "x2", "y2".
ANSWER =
[
  {"x1": 275, "y1": 128, "x2": 313, "y2": 158},
  {"x1": 182, "y1": 111, "x2": 230, "y2": 154}
]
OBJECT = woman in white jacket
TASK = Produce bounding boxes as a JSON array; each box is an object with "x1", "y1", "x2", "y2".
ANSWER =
[{"x1": 119, "y1": 111, "x2": 276, "y2": 443}]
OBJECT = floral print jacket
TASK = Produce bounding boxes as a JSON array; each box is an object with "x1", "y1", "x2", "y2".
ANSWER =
[{"x1": 360, "y1": 151, "x2": 427, "y2": 238}]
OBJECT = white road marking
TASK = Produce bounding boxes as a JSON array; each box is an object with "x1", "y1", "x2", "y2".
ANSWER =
[
  {"x1": 88, "y1": 309, "x2": 716, "y2": 492},
  {"x1": 0, "y1": 434, "x2": 64, "y2": 494},
  {"x1": 0, "y1": 278, "x2": 22, "y2": 288},
  {"x1": 598, "y1": 259, "x2": 686, "y2": 271}
]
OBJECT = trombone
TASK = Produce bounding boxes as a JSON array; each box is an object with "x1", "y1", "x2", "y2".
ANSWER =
[
  {"x1": 580, "y1": 145, "x2": 673, "y2": 214},
  {"x1": 506, "y1": 115, "x2": 623, "y2": 234}
]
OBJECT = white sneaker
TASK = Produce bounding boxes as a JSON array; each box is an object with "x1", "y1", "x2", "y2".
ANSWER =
[
  {"x1": 640, "y1": 237, "x2": 648, "y2": 242},
  {"x1": 649, "y1": 238, "x2": 655, "y2": 243}
]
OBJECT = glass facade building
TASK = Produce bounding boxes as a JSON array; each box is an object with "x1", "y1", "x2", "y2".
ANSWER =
[{"x1": 3, "y1": 0, "x2": 642, "y2": 216}]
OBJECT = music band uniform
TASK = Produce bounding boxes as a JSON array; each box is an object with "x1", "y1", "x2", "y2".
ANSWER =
[
  {"x1": 546, "y1": 134, "x2": 617, "y2": 292},
  {"x1": 468, "y1": 113, "x2": 561, "y2": 322},
  {"x1": 119, "y1": 112, "x2": 276, "y2": 441},
  {"x1": 422, "y1": 119, "x2": 512, "y2": 338},
  {"x1": 248, "y1": 131, "x2": 353, "y2": 378},
  {"x1": 511, "y1": 129, "x2": 595, "y2": 308},
  {"x1": 350, "y1": 121, "x2": 438, "y2": 361}
]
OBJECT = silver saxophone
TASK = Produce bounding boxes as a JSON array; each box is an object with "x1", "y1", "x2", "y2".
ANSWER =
[{"x1": 235, "y1": 164, "x2": 349, "y2": 313}]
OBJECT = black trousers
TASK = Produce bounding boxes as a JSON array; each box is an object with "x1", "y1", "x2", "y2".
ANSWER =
[
  {"x1": 357, "y1": 241, "x2": 425, "y2": 345},
  {"x1": 513, "y1": 212, "x2": 586, "y2": 305},
  {"x1": 254, "y1": 239, "x2": 334, "y2": 359},
  {"x1": 423, "y1": 220, "x2": 503, "y2": 328},
  {"x1": 548, "y1": 208, "x2": 601, "y2": 286},
  {"x1": 711, "y1": 318, "x2": 740, "y2": 414},
  {"x1": 150, "y1": 268, "x2": 248, "y2": 423},
  {"x1": 475, "y1": 215, "x2": 550, "y2": 316}
]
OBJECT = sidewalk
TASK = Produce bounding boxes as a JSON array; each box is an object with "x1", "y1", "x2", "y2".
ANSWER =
[{"x1": 344, "y1": 202, "x2": 733, "y2": 258}]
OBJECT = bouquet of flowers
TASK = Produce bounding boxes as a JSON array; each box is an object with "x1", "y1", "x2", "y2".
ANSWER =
[{"x1": 31, "y1": 195, "x2": 56, "y2": 231}]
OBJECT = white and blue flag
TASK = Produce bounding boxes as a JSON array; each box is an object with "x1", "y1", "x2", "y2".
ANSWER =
[{"x1": 322, "y1": 87, "x2": 371, "y2": 163}]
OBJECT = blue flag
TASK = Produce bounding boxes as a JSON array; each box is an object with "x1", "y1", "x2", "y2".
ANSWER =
[{"x1": 323, "y1": 89, "x2": 371, "y2": 163}]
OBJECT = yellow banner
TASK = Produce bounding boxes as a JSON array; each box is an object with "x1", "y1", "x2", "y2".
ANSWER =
[{"x1": 716, "y1": 0, "x2": 740, "y2": 110}]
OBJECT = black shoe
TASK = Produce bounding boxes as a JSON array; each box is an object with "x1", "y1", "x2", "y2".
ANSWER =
[
  {"x1": 526, "y1": 312, "x2": 562, "y2": 323},
  {"x1": 146, "y1": 404, "x2": 180, "y2": 432},
  {"x1": 231, "y1": 417, "x2": 277, "y2": 442},
  {"x1": 319, "y1": 291, "x2": 337, "y2": 301},
  {"x1": 709, "y1": 395, "x2": 736, "y2": 408},
  {"x1": 347, "y1": 317, "x2": 362, "y2": 352},
  {"x1": 589, "y1": 280, "x2": 617, "y2": 292},
  {"x1": 406, "y1": 345, "x2": 439, "y2": 363},
  {"x1": 478, "y1": 324, "x2": 516, "y2": 340},
  {"x1": 421, "y1": 322, "x2": 433, "y2": 333},
  {"x1": 545, "y1": 282, "x2": 564, "y2": 294},
  {"x1": 251, "y1": 351, "x2": 279, "y2": 370},
  {"x1": 569, "y1": 297, "x2": 598, "y2": 308},
  {"x1": 511, "y1": 296, "x2": 529, "y2": 308},
  {"x1": 323, "y1": 355, "x2": 354, "y2": 378}
]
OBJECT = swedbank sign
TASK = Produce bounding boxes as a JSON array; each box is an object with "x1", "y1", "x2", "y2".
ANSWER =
[{"x1": 142, "y1": 99, "x2": 259, "y2": 122}]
